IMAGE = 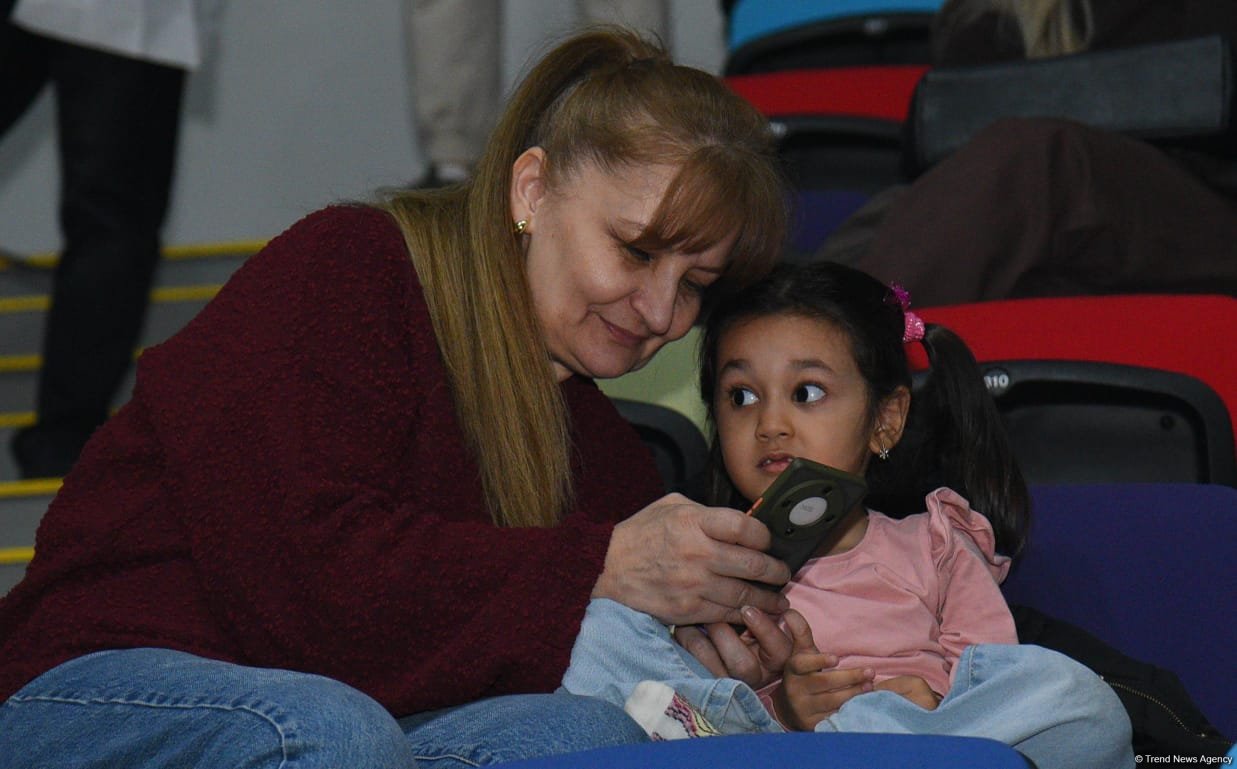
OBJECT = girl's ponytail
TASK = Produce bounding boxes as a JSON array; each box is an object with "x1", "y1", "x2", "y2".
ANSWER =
[{"x1": 870, "y1": 324, "x2": 1030, "y2": 556}]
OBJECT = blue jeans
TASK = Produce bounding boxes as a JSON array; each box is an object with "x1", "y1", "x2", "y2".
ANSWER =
[
  {"x1": 0, "y1": 648, "x2": 649, "y2": 768},
  {"x1": 562, "y1": 599, "x2": 1135, "y2": 769}
]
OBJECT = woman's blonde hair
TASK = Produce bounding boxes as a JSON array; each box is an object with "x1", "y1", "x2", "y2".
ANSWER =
[
  {"x1": 380, "y1": 27, "x2": 787, "y2": 528},
  {"x1": 937, "y1": 0, "x2": 1094, "y2": 58}
]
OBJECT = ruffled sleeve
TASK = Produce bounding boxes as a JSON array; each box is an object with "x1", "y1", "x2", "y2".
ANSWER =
[
  {"x1": 926, "y1": 487, "x2": 1011, "y2": 584},
  {"x1": 924, "y1": 488, "x2": 1019, "y2": 672}
]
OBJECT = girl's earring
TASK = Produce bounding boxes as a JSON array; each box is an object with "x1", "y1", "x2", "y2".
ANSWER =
[
  {"x1": 878, "y1": 446, "x2": 890, "y2": 461},
  {"x1": 514, "y1": 219, "x2": 528, "y2": 236}
]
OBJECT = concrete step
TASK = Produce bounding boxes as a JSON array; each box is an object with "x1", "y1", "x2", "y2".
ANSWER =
[
  {"x1": 0, "y1": 479, "x2": 60, "y2": 598},
  {"x1": 0, "y1": 242, "x2": 261, "y2": 589},
  {"x1": 0, "y1": 285, "x2": 227, "y2": 356}
]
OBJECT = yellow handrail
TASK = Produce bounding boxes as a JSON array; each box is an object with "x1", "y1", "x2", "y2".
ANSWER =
[
  {"x1": 0, "y1": 479, "x2": 62, "y2": 497},
  {"x1": 0, "y1": 239, "x2": 267, "y2": 271},
  {"x1": 0, "y1": 547, "x2": 34, "y2": 565},
  {"x1": 0, "y1": 283, "x2": 223, "y2": 315}
]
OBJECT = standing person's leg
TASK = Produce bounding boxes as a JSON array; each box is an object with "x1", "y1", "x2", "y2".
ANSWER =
[
  {"x1": 816, "y1": 643, "x2": 1134, "y2": 769},
  {"x1": 835, "y1": 118, "x2": 1237, "y2": 306},
  {"x1": 405, "y1": 0, "x2": 500, "y2": 184},
  {"x1": 0, "y1": 648, "x2": 418, "y2": 768},
  {"x1": 12, "y1": 42, "x2": 185, "y2": 478},
  {"x1": 579, "y1": 0, "x2": 668, "y2": 43},
  {"x1": 0, "y1": 17, "x2": 50, "y2": 134}
]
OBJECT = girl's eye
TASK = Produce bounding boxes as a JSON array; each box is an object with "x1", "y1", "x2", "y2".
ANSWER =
[
  {"x1": 728, "y1": 387, "x2": 758, "y2": 407},
  {"x1": 793, "y1": 384, "x2": 825, "y2": 404}
]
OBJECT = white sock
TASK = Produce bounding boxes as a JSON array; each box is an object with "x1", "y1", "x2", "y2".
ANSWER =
[{"x1": 623, "y1": 680, "x2": 721, "y2": 740}]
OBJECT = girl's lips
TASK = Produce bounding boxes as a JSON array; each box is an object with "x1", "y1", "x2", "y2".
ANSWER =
[{"x1": 758, "y1": 455, "x2": 794, "y2": 474}]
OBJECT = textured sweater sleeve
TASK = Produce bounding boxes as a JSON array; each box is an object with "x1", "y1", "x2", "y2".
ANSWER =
[{"x1": 130, "y1": 206, "x2": 660, "y2": 714}]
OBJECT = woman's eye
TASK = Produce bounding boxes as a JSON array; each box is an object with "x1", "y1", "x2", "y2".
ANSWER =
[
  {"x1": 625, "y1": 245, "x2": 653, "y2": 263},
  {"x1": 678, "y1": 279, "x2": 705, "y2": 299},
  {"x1": 728, "y1": 387, "x2": 758, "y2": 407},
  {"x1": 793, "y1": 384, "x2": 825, "y2": 403}
]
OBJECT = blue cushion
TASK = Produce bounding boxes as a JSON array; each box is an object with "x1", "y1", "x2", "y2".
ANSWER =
[
  {"x1": 499, "y1": 732, "x2": 1028, "y2": 768},
  {"x1": 729, "y1": 0, "x2": 946, "y2": 51},
  {"x1": 1007, "y1": 484, "x2": 1237, "y2": 738}
]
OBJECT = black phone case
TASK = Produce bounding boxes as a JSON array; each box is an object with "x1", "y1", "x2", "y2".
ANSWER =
[{"x1": 747, "y1": 458, "x2": 869, "y2": 574}]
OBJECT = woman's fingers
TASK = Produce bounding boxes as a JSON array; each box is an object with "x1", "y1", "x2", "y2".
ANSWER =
[
  {"x1": 673, "y1": 625, "x2": 728, "y2": 678},
  {"x1": 697, "y1": 621, "x2": 766, "y2": 686},
  {"x1": 594, "y1": 495, "x2": 791, "y2": 625},
  {"x1": 694, "y1": 577, "x2": 789, "y2": 624}
]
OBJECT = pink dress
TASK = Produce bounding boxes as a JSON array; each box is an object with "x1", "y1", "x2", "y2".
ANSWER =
[{"x1": 760, "y1": 487, "x2": 1017, "y2": 709}]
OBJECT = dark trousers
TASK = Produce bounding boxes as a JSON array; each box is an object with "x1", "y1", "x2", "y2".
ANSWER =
[
  {"x1": 1, "y1": 19, "x2": 185, "y2": 470},
  {"x1": 818, "y1": 118, "x2": 1237, "y2": 307}
]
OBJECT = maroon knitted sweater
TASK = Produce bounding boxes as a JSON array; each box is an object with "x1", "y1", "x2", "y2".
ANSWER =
[{"x1": 0, "y1": 205, "x2": 664, "y2": 713}]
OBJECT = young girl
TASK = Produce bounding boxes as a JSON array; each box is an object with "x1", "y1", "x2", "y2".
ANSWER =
[{"x1": 563, "y1": 262, "x2": 1134, "y2": 769}]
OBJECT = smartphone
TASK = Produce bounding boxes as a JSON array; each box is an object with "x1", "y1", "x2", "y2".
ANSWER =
[{"x1": 746, "y1": 458, "x2": 869, "y2": 574}]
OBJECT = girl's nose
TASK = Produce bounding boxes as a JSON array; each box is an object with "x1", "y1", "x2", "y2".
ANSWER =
[{"x1": 756, "y1": 402, "x2": 792, "y2": 440}]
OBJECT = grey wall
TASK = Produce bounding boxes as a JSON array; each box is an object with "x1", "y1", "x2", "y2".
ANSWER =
[{"x1": 0, "y1": 0, "x2": 726, "y2": 255}]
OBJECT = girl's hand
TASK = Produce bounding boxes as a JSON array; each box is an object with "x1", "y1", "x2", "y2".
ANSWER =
[
  {"x1": 874, "y1": 675, "x2": 943, "y2": 710},
  {"x1": 673, "y1": 606, "x2": 797, "y2": 688},
  {"x1": 592, "y1": 493, "x2": 791, "y2": 626},
  {"x1": 773, "y1": 611, "x2": 875, "y2": 731}
]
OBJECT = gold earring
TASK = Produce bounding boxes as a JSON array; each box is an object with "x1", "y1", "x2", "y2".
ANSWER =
[{"x1": 514, "y1": 219, "x2": 528, "y2": 235}]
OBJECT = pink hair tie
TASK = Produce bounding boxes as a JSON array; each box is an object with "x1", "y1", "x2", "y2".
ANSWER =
[{"x1": 889, "y1": 283, "x2": 926, "y2": 343}]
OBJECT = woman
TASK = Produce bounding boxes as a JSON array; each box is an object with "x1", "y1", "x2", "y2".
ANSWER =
[{"x1": 0, "y1": 28, "x2": 791, "y2": 767}]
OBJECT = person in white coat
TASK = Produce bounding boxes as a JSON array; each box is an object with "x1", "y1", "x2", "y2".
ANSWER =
[{"x1": 0, "y1": 0, "x2": 223, "y2": 479}]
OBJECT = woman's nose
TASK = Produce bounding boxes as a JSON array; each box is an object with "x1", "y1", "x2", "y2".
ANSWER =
[{"x1": 631, "y1": 273, "x2": 678, "y2": 337}]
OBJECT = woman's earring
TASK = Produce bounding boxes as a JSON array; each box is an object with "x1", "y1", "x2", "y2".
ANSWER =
[
  {"x1": 514, "y1": 219, "x2": 528, "y2": 235},
  {"x1": 878, "y1": 446, "x2": 890, "y2": 461}
]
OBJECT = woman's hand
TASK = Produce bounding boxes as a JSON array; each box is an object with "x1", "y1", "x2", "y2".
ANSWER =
[
  {"x1": 772, "y1": 611, "x2": 874, "y2": 731},
  {"x1": 592, "y1": 493, "x2": 791, "y2": 626},
  {"x1": 874, "y1": 676, "x2": 943, "y2": 710},
  {"x1": 673, "y1": 606, "x2": 797, "y2": 689}
]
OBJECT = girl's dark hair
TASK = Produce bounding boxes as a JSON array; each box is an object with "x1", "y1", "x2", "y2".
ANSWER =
[{"x1": 698, "y1": 261, "x2": 1029, "y2": 556}]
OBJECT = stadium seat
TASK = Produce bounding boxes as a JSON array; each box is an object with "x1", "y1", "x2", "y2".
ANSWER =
[
  {"x1": 499, "y1": 731, "x2": 1030, "y2": 769},
  {"x1": 1008, "y1": 483, "x2": 1237, "y2": 741},
  {"x1": 917, "y1": 295, "x2": 1237, "y2": 486}
]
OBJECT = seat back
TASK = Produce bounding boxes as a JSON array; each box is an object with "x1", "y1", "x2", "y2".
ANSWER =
[
  {"x1": 722, "y1": 1, "x2": 942, "y2": 251},
  {"x1": 913, "y1": 359, "x2": 1236, "y2": 486},
  {"x1": 724, "y1": 64, "x2": 929, "y2": 200},
  {"x1": 724, "y1": 0, "x2": 943, "y2": 74},
  {"x1": 916, "y1": 294, "x2": 1237, "y2": 485},
  {"x1": 1005, "y1": 484, "x2": 1237, "y2": 739},
  {"x1": 612, "y1": 399, "x2": 709, "y2": 498}
]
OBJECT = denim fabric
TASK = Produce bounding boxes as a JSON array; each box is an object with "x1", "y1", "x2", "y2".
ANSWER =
[
  {"x1": 562, "y1": 598, "x2": 1135, "y2": 769},
  {"x1": 0, "y1": 648, "x2": 648, "y2": 768},
  {"x1": 561, "y1": 598, "x2": 782, "y2": 734},
  {"x1": 818, "y1": 643, "x2": 1135, "y2": 769},
  {"x1": 399, "y1": 692, "x2": 649, "y2": 768}
]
